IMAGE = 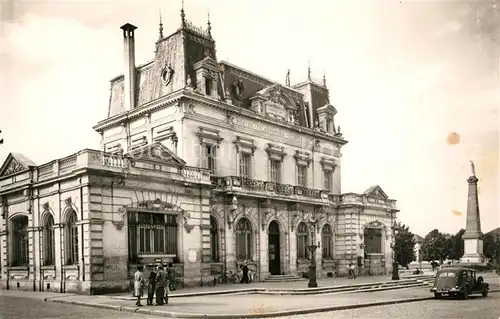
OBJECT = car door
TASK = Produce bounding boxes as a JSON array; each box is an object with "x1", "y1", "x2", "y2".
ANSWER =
[
  {"x1": 470, "y1": 270, "x2": 477, "y2": 290},
  {"x1": 462, "y1": 270, "x2": 470, "y2": 291}
]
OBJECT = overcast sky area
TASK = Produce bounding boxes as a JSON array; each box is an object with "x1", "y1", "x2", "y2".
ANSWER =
[{"x1": 0, "y1": 0, "x2": 498, "y2": 236}]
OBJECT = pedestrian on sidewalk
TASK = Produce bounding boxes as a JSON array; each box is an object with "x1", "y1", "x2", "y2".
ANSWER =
[
  {"x1": 147, "y1": 264, "x2": 157, "y2": 306},
  {"x1": 167, "y1": 263, "x2": 176, "y2": 291},
  {"x1": 350, "y1": 263, "x2": 357, "y2": 279},
  {"x1": 155, "y1": 266, "x2": 168, "y2": 305},
  {"x1": 347, "y1": 263, "x2": 353, "y2": 279},
  {"x1": 240, "y1": 260, "x2": 250, "y2": 284},
  {"x1": 133, "y1": 266, "x2": 145, "y2": 307}
]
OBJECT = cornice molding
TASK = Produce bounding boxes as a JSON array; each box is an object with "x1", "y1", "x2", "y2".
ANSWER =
[{"x1": 94, "y1": 89, "x2": 348, "y2": 145}]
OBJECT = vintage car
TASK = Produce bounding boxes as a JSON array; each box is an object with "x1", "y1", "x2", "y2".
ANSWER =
[{"x1": 430, "y1": 267, "x2": 489, "y2": 299}]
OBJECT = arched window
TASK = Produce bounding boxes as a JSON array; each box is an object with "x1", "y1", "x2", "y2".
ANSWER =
[
  {"x1": 296, "y1": 222, "x2": 309, "y2": 259},
  {"x1": 65, "y1": 210, "x2": 79, "y2": 265},
  {"x1": 43, "y1": 214, "x2": 55, "y2": 266},
  {"x1": 11, "y1": 215, "x2": 29, "y2": 266},
  {"x1": 235, "y1": 218, "x2": 252, "y2": 261},
  {"x1": 210, "y1": 216, "x2": 219, "y2": 262},
  {"x1": 321, "y1": 224, "x2": 333, "y2": 259},
  {"x1": 364, "y1": 228, "x2": 382, "y2": 254}
]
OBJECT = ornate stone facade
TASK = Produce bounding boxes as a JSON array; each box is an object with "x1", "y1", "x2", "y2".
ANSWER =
[{"x1": 0, "y1": 12, "x2": 398, "y2": 295}]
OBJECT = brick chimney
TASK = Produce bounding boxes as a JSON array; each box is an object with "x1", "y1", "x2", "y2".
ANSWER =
[{"x1": 120, "y1": 23, "x2": 137, "y2": 111}]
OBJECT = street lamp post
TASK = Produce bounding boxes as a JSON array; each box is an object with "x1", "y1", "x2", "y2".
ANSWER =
[
  {"x1": 392, "y1": 227, "x2": 400, "y2": 280},
  {"x1": 307, "y1": 220, "x2": 318, "y2": 288}
]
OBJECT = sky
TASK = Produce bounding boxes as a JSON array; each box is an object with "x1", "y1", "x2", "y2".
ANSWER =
[{"x1": 0, "y1": 0, "x2": 499, "y2": 236}]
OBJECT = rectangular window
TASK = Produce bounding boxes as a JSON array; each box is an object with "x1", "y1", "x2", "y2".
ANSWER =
[
  {"x1": 128, "y1": 212, "x2": 178, "y2": 260},
  {"x1": 297, "y1": 165, "x2": 307, "y2": 187},
  {"x1": 205, "y1": 78, "x2": 212, "y2": 95},
  {"x1": 239, "y1": 153, "x2": 251, "y2": 177},
  {"x1": 203, "y1": 144, "x2": 217, "y2": 174},
  {"x1": 269, "y1": 159, "x2": 281, "y2": 182},
  {"x1": 323, "y1": 170, "x2": 332, "y2": 191},
  {"x1": 326, "y1": 119, "x2": 333, "y2": 133}
]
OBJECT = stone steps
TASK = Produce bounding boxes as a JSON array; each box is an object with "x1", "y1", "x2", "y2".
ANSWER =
[{"x1": 263, "y1": 275, "x2": 306, "y2": 282}]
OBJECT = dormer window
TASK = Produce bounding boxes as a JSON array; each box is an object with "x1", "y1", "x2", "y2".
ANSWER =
[
  {"x1": 326, "y1": 118, "x2": 333, "y2": 133},
  {"x1": 205, "y1": 77, "x2": 213, "y2": 96}
]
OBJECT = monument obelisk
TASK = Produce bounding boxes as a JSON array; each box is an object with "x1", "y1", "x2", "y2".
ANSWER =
[{"x1": 460, "y1": 160, "x2": 485, "y2": 264}]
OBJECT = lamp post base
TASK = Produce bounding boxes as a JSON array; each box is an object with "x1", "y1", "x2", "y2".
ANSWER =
[
  {"x1": 308, "y1": 264, "x2": 318, "y2": 288},
  {"x1": 391, "y1": 262, "x2": 400, "y2": 280},
  {"x1": 307, "y1": 244, "x2": 318, "y2": 288}
]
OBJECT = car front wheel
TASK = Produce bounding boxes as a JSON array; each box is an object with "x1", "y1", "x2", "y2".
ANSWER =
[
  {"x1": 482, "y1": 289, "x2": 488, "y2": 297},
  {"x1": 462, "y1": 289, "x2": 469, "y2": 299},
  {"x1": 434, "y1": 293, "x2": 442, "y2": 299}
]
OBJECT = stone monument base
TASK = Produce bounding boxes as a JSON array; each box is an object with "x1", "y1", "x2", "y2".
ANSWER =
[{"x1": 459, "y1": 254, "x2": 486, "y2": 265}]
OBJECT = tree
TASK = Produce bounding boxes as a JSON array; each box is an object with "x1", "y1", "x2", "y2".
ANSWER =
[
  {"x1": 393, "y1": 222, "x2": 416, "y2": 267},
  {"x1": 483, "y1": 233, "x2": 497, "y2": 261},
  {"x1": 421, "y1": 229, "x2": 451, "y2": 263},
  {"x1": 447, "y1": 228, "x2": 466, "y2": 260}
]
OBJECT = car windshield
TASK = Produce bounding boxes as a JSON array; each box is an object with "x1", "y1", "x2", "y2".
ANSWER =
[{"x1": 438, "y1": 272, "x2": 456, "y2": 277}]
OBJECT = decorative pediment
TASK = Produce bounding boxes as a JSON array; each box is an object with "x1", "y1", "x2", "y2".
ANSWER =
[
  {"x1": 193, "y1": 56, "x2": 221, "y2": 73},
  {"x1": 294, "y1": 150, "x2": 312, "y2": 167},
  {"x1": 320, "y1": 156, "x2": 337, "y2": 171},
  {"x1": 196, "y1": 127, "x2": 224, "y2": 146},
  {"x1": 126, "y1": 142, "x2": 186, "y2": 167},
  {"x1": 317, "y1": 104, "x2": 337, "y2": 116},
  {"x1": 0, "y1": 153, "x2": 36, "y2": 177},
  {"x1": 365, "y1": 220, "x2": 386, "y2": 229},
  {"x1": 234, "y1": 136, "x2": 257, "y2": 155},
  {"x1": 265, "y1": 143, "x2": 286, "y2": 161},
  {"x1": 363, "y1": 185, "x2": 389, "y2": 200},
  {"x1": 255, "y1": 84, "x2": 295, "y2": 108}
]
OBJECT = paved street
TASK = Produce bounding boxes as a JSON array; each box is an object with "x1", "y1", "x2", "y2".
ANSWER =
[
  {"x1": 278, "y1": 293, "x2": 500, "y2": 319},
  {"x1": 1, "y1": 288, "x2": 499, "y2": 318},
  {"x1": 0, "y1": 294, "x2": 157, "y2": 319}
]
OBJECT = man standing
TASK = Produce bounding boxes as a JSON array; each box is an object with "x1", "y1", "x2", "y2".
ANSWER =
[
  {"x1": 146, "y1": 264, "x2": 157, "y2": 306},
  {"x1": 240, "y1": 260, "x2": 250, "y2": 284},
  {"x1": 155, "y1": 266, "x2": 167, "y2": 305},
  {"x1": 350, "y1": 263, "x2": 357, "y2": 279},
  {"x1": 167, "y1": 263, "x2": 176, "y2": 292}
]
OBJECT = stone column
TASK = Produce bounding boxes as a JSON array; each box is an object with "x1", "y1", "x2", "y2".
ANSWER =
[{"x1": 460, "y1": 173, "x2": 485, "y2": 264}]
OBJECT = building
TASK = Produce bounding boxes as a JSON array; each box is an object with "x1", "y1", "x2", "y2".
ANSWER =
[
  {"x1": 413, "y1": 234, "x2": 424, "y2": 263},
  {"x1": 0, "y1": 11, "x2": 399, "y2": 295}
]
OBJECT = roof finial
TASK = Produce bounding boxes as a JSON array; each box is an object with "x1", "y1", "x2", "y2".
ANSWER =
[
  {"x1": 286, "y1": 69, "x2": 290, "y2": 86},
  {"x1": 323, "y1": 69, "x2": 326, "y2": 87},
  {"x1": 207, "y1": 9, "x2": 212, "y2": 37},
  {"x1": 307, "y1": 60, "x2": 311, "y2": 81},
  {"x1": 180, "y1": 0, "x2": 186, "y2": 28},
  {"x1": 159, "y1": 10, "x2": 164, "y2": 39}
]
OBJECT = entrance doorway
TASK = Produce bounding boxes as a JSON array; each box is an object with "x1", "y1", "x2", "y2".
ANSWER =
[{"x1": 268, "y1": 221, "x2": 281, "y2": 275}]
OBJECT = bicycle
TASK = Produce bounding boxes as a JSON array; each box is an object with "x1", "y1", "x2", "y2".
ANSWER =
[{"x1": 216, "y1": 270, "x2": 240, "y2": 284}]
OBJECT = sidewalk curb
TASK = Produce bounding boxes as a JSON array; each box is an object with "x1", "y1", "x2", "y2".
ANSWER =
[
  {"x1": 44, "y1": 289, "x2": 500, "y2": 318},
  {"x1": 45, "y1": 296, "x2": 434, "y2": 318}
]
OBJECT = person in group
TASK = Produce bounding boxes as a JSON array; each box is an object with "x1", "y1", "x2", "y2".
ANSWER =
[
  {"x1": 155, "y1": 265, "x2": 168, "y2": 305},
  {"x1": 347, "y1": 263, "x2": 353, "y2": 279},
  {"x1": 147, "y1": 264, "x2": 157, "y2": 306},
  {"x1": 240, "y1": 260, "x2": 250, "y2": 284},
  {"x1": 133, "y1": 266, "x2": 145, "y2": 307},
  {"x1": 167, "y1": 263, "x2": 176, "y2": 292},
  {"x1": 350, "y1": 263, "x2": 356, "y2": 279}
]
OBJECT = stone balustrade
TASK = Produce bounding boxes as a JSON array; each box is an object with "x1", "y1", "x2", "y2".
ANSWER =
[
  {"x1": 12, "y1": 150, "x2": 212, "y2": 185},
  {"x1": 211, "y1": 175, "x2": 329, "y2": 201}
]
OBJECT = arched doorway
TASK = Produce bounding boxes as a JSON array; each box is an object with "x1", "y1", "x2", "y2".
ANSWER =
[{"x1": 268, "y1": 221, "x2": 281, "y2": 275}]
